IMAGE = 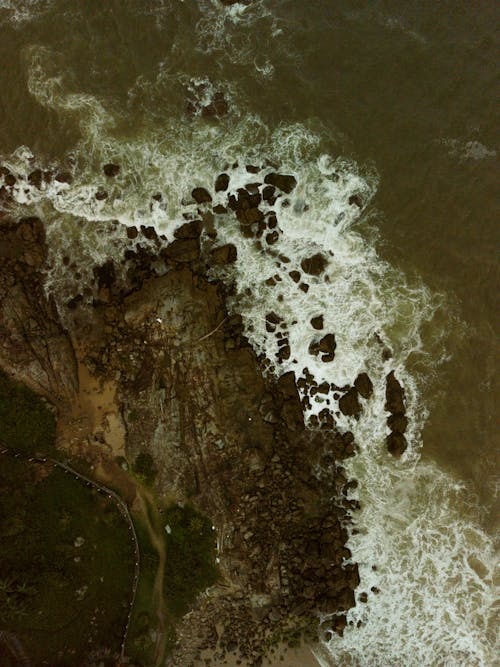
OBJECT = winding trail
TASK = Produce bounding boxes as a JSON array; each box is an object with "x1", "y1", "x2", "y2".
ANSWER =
[{"x1": 0, "y1": 446, "x2": 140, "y2": 660}]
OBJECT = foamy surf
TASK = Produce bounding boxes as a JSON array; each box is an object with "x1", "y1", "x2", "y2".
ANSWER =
[{"x1": 1, "y1": 45, "x2": 498, "y2": 667}]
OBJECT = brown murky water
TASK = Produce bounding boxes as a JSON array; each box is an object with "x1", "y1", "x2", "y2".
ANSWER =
[{"x1": 0, "y1": 1, "x2": 498, "y2": 665}]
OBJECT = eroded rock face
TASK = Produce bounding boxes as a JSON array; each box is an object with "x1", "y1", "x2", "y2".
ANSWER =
[{"x1": 0, "y1": 216, "x2": 78, "y2": 402}]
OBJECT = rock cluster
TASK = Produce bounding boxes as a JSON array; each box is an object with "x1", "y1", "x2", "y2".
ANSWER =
[{"x1": 385, "y1": 371, "x2": 408, "y2": 457}]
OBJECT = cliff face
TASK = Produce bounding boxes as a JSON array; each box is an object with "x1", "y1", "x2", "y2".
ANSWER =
[
  {"x1": 0, "y1": 207, "x2": 359, "y2": 664},
  {"x1": 0, "y1": 216, "x2": 78, "y2": 403}
]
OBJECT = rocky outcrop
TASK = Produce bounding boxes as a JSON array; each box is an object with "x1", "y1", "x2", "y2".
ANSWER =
[
  {"x1": 0, "y1": 216, "x2": 78, "y2": 402},
  {"x1": 385, "y1": 371, "x2": 407, "y2": 457}
]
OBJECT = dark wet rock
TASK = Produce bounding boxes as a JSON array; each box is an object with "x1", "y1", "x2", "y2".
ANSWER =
[
  {"x1": 385, "y1": 371, "x2": 405, "y2": 414},
  {"x1": 215, "y1": 173, "x2": 230, "y2": 192},
  {"x1": 262, "y1": 185, "x2": 276, "y2": 204},
  {"x1": 152, "y1": 192, "x2": 162, "y2": 202},
  {"x1": 265, "y1": 312, "x2": 282, "y2": 326},
  {"x1": 28, "y1": 169, "x2": 43, "y2": 189},
  {"x1": 246, "y1": 165, "x2": 260, "y2": 174},
  {"x1": 55, "y1": 171, "x2": 73, "y2": 184},
  {"x1": 174, "y1": 219, "x2": 203, "y2": 239},
  {"x1": 202, "y1": 91, "x2": 229, "y2": 118},
  {"x1": 126, "y1": 226, "x2": 138, "y2": 239},
  {"x1": 310, "y1": 333, "x2": 336, "y2": 363},
  {"x1": 264, "y1": 172, "x2": 297, "y2": 194},
  {"x1": 289, "y1": 270, "x2": 300, "y2": 283},
  {"x1": 141, "y1": 225, "x2": 157, "y2": 240},
  {"x1": 301, "y1": 252, "x2": 328, "y2": 276},
  {"x1": 387, "y1": 412, "x2": 408, "y2": 434},
  {"x1": 348, "y1": 194, "x2": 363, "y2": 208},
  {"x1": 266, "y1": 212, "x2": 277, "y2": 229},
  {"x1": 354, "y1": 372, "x2": 373, "y2": 399},
  {"x1": 95, "y1": 188, "x2": 108, "y2": 200},
  {"x1": 213, "y1": 204, "x2": 227, "y2": 214},
  {"x1": 192, "y1": 187, "x2": 212, "y2": 204},
  {"x1": 93, "y1": 260, "x2": 116, "y2": 289},
  {"x1": 339, "y1": 387, "x2": 361, "y2": 417},
  {"x1": 386, "y1": 431, "x2": 408, "y2": 457},
  {"x1": 66, "y1": 294, "x2": 83, "y2": 310},
  {"x1": 164, "y1": 238, "x2": 200, "y2": 263},
  {"x1": 103, "y1": 163, "x2": 120, "y2": 177},
  {"x1": 299, "y1": 283, "x2": 309, "y2": 293},
  {"x1": 265, "y1": 231, "x2": 279, "y2": 245},
  {"x1": 310, "y1": 315, "x2": 324, "y2": 330},
  {"x1": 210, "y1": 243, "x2": 237, "y2": 265}
]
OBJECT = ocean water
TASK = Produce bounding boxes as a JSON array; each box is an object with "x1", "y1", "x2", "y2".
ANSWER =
[{"x1": 0, "y1": 2, "x2": 498, "y2": 666}]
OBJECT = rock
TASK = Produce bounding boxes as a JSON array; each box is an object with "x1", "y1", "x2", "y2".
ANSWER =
[
  {"x1": 165, "y1": 238, "x2": 200, "y2": 263},
  {"x1": 348, "y1": 194, "x2": 363, "y2": 208},
  {"x1": 289, "y1": 270, "x2": 300, "y2": 283},
  {"x1": 277, "y1": 371, "x2": 299, "y2": 400},
  {"x1": 338, "y1": 388, "x2": 361, "y2": 417},
  {"x1": 319, "y1": 333, "x2": 336, "y2": 361},
  {"x1": 386, "y1": 431, "x2": 407, "y2": 457},
  {"x1": 310, "y1": 315, "x2": 324, "y2": 330},
  {"x1": 126, "y1": 226, "x2": 138, "y2": 239},
  {"x1": 387, "y1": 412, "x2": 408, "y2": 433},
  {"x1": 301, "y1": 253, "x2": 328, "y2": 276},
  {"x1": 93, "y1": 260, "x2": 116, "y2": 289},
  {"x1": 264, "y1": 172, "x2": 297, "y2": 194},
  {"x1": 385, "y1": 371, "x2": 405, "y2": 414},
  {"x1": 262, "y1": 185, "x2": 276, "y2": 202},
  {"x1": 174, "y1": 220, "x2": 203, "y2": 239},
  {"x1": 299, "y1": 283, "x2": 309, "y2": 293},
  {"x1": 28, "y1": 169, "x2": 43, "y2": 189},
  {"x1": 141, "y1": 225, "x2": 157, "y2": 240},
  {"x1": 265, "y1": 231, "x2": 279, "y2": 245},
  {"x1": 210, "y1": 243, "x2": 237, "y2": 265},
  {"x1": 103, "y1": 163, "x2": 120, "y2": 177},
  {"x1": 55, "y1": 171, "x2": 73, "y2": 184},
  {"x1": 95, "y1": 188, "x2": 108, "y2": 200},
  {"x1": 215, "y1": 173, "x2": 230, "y2": 192},
  {"x1": 192, "y1": 187, "x2": 212, "y2": 204},
  {"x1": 201, "y1": 91, "x2": 228, "y2": 118},
  {"x1": 354, "y1": 372, "x2": 373, "y2": 399},
  {"x1": 265, "y1": 312, "x2": 282, "y2": 325}
]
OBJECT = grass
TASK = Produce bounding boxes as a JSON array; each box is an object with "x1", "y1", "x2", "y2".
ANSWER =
[
  {"x1": 0, "y1": 371, "x2": 135, "y2": 665},
  {"x1": 163, "y1": 503, "x2": 219, "y2": 618},
  {"x1": 0, "y1": 458, "x2": 134, "y2": 665}
]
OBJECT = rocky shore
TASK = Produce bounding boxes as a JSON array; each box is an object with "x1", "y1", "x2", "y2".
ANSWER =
[{"x1": 0, "y1": 160, "x2": 406, "y2": 666}]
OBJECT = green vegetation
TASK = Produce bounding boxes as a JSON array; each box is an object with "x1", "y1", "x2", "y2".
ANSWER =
[
  {"x1": 0, "y1": 370, "x2": 56, "y2": 454},
  {"x1": 0, "y1": 371, "x2": 135, "y2": 665},
  {"x1": 163, "y1": 504, "x2": 219, "y2": 618},
  {"x1": 132, "y1": 451, "x2": 158, "y2": 486},
  {"x1": 126, "y1": 516, "x2": 160, "y2": 665},
  {"x1": 0, "y1": 458, "x2": 134, "y2": 665}
]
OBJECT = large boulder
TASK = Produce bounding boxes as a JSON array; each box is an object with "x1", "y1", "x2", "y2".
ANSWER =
[
  {"x1": 338, "y1": 388, "x2": 361, "y2": 417},
  {"x1": 385, "y1": 371, "x2": 405, "y2": 414},
  {"x1": 264, "y1": 172, "x2": 297, "y2": 194},
  {"x1": 386, "y1": 431, "x2": 407, "y2": 457},
  {"x1": 210, "y1": 243, "x2": 237, "y2": 265},
  {"x1": 192, "y1": 187, "x2": 212, "y2": 204},
  {"x1": 301, "y1": 253, "x2": 328, "y2": 276},
  {"x1": 354, "y1": 372, "x2": 373, "y2": 399}
]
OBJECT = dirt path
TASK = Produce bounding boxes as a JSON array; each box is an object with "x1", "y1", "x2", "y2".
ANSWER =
[{"x1": 136, "y1": 488, "x2": 169, "y2": 666}]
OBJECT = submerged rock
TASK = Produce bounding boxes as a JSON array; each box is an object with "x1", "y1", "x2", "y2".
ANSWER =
[
  {"x1": 174, "y1": 220, "x2": 203, "y2": 239},
  {"x1": 103, "y1": 163, "x2": 120, "y2": 177}
]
